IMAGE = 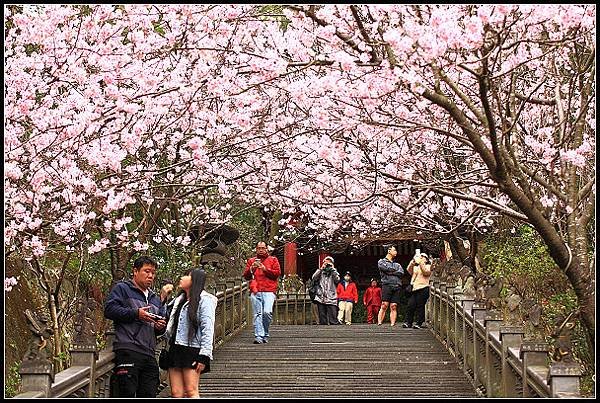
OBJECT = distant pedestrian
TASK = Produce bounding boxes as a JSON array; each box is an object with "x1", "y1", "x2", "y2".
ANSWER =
[
  {"x1": 163, "y1": 268, "x2": 217, "y2": 397},
  {"x1": 377, "y1": 245, "x2": 404, "y2": 327},
  {"x1": 312, "y1": 256, "x2": 341, "y2": 325},
  {"x1": 242, "y1": 241, "x2": 281, "y2": 344},
  {"x1": 336, "y1": 271, "x2": 358, "y2": 325},
  {"x1": 363, "y1": 279, "x2": 382, "y2": 324},
  {"x1": 403, "y1": 253, "x2": 432, "y2": 329}
]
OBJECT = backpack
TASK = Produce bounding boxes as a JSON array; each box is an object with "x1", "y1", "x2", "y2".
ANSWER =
[{"x1": 307, "y1": 278, "x2": 320, "y2": 301}]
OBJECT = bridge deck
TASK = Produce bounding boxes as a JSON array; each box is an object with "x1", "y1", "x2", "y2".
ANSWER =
[{"x1": 160, "y1": 324, "x2": 477, "y2": 398}]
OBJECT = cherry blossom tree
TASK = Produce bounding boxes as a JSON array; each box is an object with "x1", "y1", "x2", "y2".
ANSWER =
[
  {"x1": 253, "y1": 4, "x2": 595, "y2": 346},
  {"x1": 5, "y1": 4, "x2": 595, "y2": 355}
]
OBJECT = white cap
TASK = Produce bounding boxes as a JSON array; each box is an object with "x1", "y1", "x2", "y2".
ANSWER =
[{"x1": 324, "y1": 256, "x2": 334, "y2": 263}]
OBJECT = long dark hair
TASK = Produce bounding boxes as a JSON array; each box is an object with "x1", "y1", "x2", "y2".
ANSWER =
[{"x1": 175, "y1": 268, "x2": 207, "y2": 343}]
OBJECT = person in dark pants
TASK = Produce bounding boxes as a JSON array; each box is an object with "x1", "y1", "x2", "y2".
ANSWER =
[
  {"x1": 104, "y1": 256, "x2": 167, "y2": 397},
  {"x1": 312, "y1": 256, "x2": 341, "y2": 325},
  {"x1": 403, "y1": 253, "x2": 433, "y2": 329},
  {"x1": 377, "y1": 245, "x2": 404, "y2": 326}
]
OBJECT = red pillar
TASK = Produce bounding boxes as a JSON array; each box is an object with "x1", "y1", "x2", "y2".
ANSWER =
[{"x1": 284, "y1": 242, "x2": 297, "y2": 276}]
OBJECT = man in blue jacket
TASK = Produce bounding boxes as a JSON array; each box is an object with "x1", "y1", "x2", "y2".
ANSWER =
[{"x1": 105, "y1": 256, "x2": 167, "y2": 397}]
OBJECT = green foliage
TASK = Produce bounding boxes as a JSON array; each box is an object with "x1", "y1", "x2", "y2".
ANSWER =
[
  {"x1": 257, "y1": 5, "x2": 291, "y2": 32},
  {"x1": 5, "y1": 361, "x2": 22, "y2": 398},
  {"x1": 481, "y1": 225, "x2": 567, "y2": 297}
]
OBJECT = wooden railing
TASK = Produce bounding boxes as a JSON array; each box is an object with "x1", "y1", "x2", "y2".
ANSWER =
[
  {"x1": 16, "y1": 279, "x2": 252, "y2": 398},
  {"x1": 272, "y1": 287, "x2": 315, "y2": 325},
  {"x1": 426, "y1": 279, "x2": 583, "y2": 398}
]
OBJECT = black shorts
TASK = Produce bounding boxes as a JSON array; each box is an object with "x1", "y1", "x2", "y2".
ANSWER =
[
  {"x1": 167, "y1": 344, "x2": 210, "y2": 374},
  {"x1": 381, "y1": 284, "x2": 402, "y2": 304}
]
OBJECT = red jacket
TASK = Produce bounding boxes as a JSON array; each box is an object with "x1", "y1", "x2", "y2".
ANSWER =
[
  {"x1": 336, "y1": 281, "x2": 358, "y2": 303},
  {"x1": 243, "y1": 255, "x2": 281, "y2": 293},
  {"x1": 363, "y1": 286, "x2": 382, "y2": 306}
]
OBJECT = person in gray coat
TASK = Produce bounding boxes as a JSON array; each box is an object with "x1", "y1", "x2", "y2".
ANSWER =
[{"x1": 312, "y1": 256, "x2": 341, "y2": 325}]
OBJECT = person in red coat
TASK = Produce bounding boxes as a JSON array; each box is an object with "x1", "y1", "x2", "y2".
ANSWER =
[
  {"x1": 242, "y1": 242, "x2": 281, "y2": 344},
  {"x1": 363, "y1": 279, "x2": 382, "y2": 324},
  {"x1": 336, "y1": 271, "x2": 359, "y2": 325}
]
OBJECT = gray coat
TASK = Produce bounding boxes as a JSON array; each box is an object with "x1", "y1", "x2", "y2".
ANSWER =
[{"x1": 312, "y1": 268, "x2": 340, "y2": 305}]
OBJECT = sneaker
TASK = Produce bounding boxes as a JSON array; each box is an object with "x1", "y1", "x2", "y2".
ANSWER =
[
  {"x1": 412, "y1": 324, "x2": 422, "y2": 329},
  {"x1": 262, "y1": 338, "x2": 269, "y2": 343},
  {"x1": 377, "y1": 323, "x2": 382, "y2": 326},
  {"x1": 253, "y1": 339, "x2": 263, "y2": 344},
  {"x1": 401, "y1": 322, "x2": 410, "y2": 328},
  {"x1": 390, "y1": 323, "x2": 396, "y2": 327}
]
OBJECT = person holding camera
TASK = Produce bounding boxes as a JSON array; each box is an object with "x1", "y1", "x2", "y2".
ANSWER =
[
  {"x1": 403, "y1": 253, "x2": 433, "y2": 329},
  {"x1": 161, "y1": 268, "x2": 217, "y2": 397},
  {"x1": 104, "y1": 256, "x2": 167, "y2": 397},
  {"x1": 377, "y1": 245, "x2": 405, "y2": 327},
  {"x1": 243, "y1": 241, "x2": 281, "y2": 344},
  {"x1": 312, "y1": 256, "x2": 341, "y2": 325}
]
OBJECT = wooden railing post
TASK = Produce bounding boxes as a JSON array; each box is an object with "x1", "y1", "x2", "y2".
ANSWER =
[
  {"x1": 445, "y1": 283, "x2": 456, "y2": 353},
  {"x1": 450, "y1": 292, "x2": 464, "y2": 362},
  {"x1": 499, "y1": 326, "x2": 525, "y2": 397},
  {"x1": 432, "y1": 280, "x2": 440, "y2": 336},
  {"x1": 471, "y1": 302, "x2": 487, "y2": 392},
  {"x1": 548, "y1": 362, "x2": 583, "y2": 398},
  {"x1": 460, "y1": 295, "x2": 475, "y2": 374},
  {"x1": 439, "y1": 282, "x2": 448, "y2": 343},
  {"x1": 221, "y1": 284, "x2": 227, "y2": 340},
  {"x1": 519, "y1": 341, "x2": 550, "y2": 397},
  {"x1": 484, "y1": 311, "x2": 504, "y2": 397}
]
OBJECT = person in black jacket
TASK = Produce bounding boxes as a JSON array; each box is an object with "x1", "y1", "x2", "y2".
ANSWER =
[
  {"x1": 377, "y1": 245, "x2": 404, "y2": 327},
  {"x1": 104, "y1": 256, "x2": 167, "y2": 397}
]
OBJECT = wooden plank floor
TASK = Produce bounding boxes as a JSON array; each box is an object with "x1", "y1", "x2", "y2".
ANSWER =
[{"x1": 159, "y1": 324, "x2": 478, "y2": 398}]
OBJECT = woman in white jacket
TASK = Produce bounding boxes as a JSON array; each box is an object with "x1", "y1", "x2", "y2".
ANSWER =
[{"x1": 163, "y1": 268, "x2": 218, "y2": 397}]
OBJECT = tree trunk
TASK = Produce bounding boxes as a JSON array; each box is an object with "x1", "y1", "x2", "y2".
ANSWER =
[
  {"x1": 49, "y1": 294, "x2": 63, "y2": 372},
  {"x1": 447, "y1": 234, "x2": 471, "y2": 268}
]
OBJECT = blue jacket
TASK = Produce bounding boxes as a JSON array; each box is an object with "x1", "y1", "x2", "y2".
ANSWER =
[
  {"x1": 104, "y1": 280, "x2": 166, "y2": 357},
  {"x1": 378, "y1": 258, "x2": 404, "y2": 287},
  {"x1": 162, "y1": 291, "x2": 218, "y2": 360}
]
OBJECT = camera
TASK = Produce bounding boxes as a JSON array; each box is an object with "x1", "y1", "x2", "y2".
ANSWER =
[
  {"x1": 147, "y1": 312, "x2": 166, "y2": 321},
  {"x1": 324, "y1": 263, "x2": 333, "y2": 268}
]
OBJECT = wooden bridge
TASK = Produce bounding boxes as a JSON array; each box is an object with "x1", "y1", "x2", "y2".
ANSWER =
[
  {"x1": 16, "y1": 279, "x2": 584, "y2": 398},
  {"x1": 159, "y1": 324, "x2": 476, "y2": 398}
]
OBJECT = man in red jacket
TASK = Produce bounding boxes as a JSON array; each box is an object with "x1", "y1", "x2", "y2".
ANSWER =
[
  {"x1": 243, "y1": 241, "x2": 281, "y2": 344},
  {"x1": 363, "y1": 278, "x2": 382, "y2": 324},
  {"x1": 336, "y1": 271, "x2": 359, "y2": 325}
]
